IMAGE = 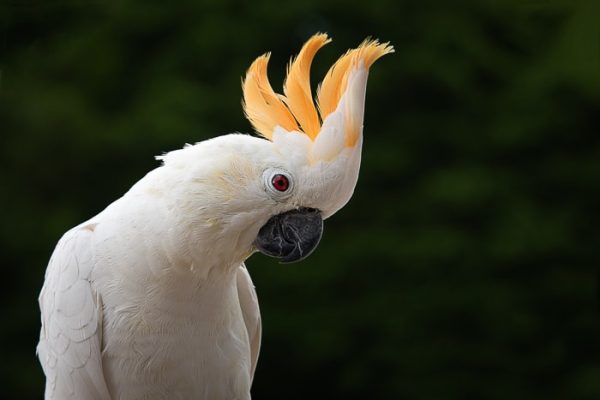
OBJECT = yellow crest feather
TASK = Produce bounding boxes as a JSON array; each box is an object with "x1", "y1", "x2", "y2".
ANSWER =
[
  {"x1": 317, "y1": 38, "x2": 394, "y2": 122},
  {"x1": 242, "y1": 34, "x2": 394, "y2": 142},
  {"x1": 282, "y1": 33, "x2": 331, "y2": 140},
  {"x1": 242, "y1": 53, "x2": 299, "y2": 140}
]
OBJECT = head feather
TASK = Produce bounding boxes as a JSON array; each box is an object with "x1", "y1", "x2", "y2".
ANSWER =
[
  {"x1": 242, "y1": 53, "x2": 299, "y2": 140},
  {"x1": 282, "y1": 33, "x2": 331, "y2": 140}
]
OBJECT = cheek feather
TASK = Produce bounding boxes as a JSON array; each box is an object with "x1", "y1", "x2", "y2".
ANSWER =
[{"x1": 197, "y1": 156, "x2": 261, "y2": 202}]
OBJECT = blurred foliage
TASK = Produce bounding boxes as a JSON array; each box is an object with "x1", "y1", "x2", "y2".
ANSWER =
[{"x1": 1, "y1": 0, "x2": 599, "y2": 399}]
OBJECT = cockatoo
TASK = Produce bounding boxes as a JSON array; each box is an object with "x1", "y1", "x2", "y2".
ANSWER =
[{"x1": 37, "y1": 33, "x2": 392, "y2": 399}]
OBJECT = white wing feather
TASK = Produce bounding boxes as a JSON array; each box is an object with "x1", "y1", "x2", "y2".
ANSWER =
[
  {"x1": 236, "y1": 264, "x2": 262, "y2": 382},
  {"x1": 37, "y1": 226, "x2": 111, "y2": 400}
]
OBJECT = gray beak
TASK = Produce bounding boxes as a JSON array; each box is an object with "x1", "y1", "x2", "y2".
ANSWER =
[{"x1": 255, "y1": 207, "x2": 323, "y2": 263}]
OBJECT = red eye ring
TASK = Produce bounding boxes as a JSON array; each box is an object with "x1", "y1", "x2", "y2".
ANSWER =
[{"x1": 271, "y1": 174, "x2": 290, "y2": 192}]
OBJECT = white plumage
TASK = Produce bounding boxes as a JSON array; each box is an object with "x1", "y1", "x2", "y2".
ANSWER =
[{"x1": 38, "y1": 34, "x2": 392, "y2": 399}]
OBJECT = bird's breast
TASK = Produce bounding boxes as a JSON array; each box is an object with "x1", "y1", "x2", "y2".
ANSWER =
[{"x1": 99, "y1": 269, "x2": 252, "y2": 400}]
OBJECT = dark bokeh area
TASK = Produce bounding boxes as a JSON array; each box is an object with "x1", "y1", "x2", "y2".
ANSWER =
[{"x1": 1, "y1": 0, "x2": 599, "y2": 399}]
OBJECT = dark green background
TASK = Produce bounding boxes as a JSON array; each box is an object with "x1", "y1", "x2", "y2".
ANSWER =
[{"x1": 1, "y1": 0, "x2": 599, "y2": 399}]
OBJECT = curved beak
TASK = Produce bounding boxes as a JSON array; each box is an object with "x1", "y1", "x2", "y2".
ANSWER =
[{"x1": 255, "y1": 207, "x2": 323, "y2": 263}]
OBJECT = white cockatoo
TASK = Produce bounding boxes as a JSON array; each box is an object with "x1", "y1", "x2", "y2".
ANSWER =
[{"x1": 37, "y1": 33, "x2": 392, "y2": 399}]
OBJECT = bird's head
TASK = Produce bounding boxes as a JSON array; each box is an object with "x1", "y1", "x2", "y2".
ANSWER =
[
  {"x1": 157, "y1": 34, "x2": 392, "y2": 267},
  {"x1": 241, "y1": 33, "x2": 393, "y2": 263}
]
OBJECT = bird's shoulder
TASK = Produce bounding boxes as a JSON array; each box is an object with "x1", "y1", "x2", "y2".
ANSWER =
[{"x1": 38, "y1": 223, "x2": 111, "y2": 399}]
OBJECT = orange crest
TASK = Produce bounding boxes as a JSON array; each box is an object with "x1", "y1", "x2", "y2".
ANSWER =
[{"x1": 242, "y1": 34, "x2": 393, "y2": 145}]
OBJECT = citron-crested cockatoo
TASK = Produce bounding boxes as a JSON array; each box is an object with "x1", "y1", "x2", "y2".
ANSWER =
[{"x1": 37, "y1": 33, "x2": 392, "y2": 399}]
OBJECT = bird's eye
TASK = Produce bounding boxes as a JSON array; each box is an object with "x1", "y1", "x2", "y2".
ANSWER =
[
  {"x1": 271, "y1": 174, "x2": 289, "y2": 192},
  {"x1": 263, "y1": 168, "x2": 295, "y2": 199}
]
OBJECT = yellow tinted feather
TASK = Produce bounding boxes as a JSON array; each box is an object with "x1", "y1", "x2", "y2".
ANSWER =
[
  {"x1": 315, "y1": 49, "x2": 355, "y2": 120},
  {"x1": 282, "y1": 33, "x2": 331, "y2": 140},
  {"x1": 317, "y1": 39, "x2": 394, "y2": 121},
  {"x1": 242, "y1": 53, "x2": 299, "y2": 139}
]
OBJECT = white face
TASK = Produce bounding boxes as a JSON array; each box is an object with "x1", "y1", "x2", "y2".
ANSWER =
[
  {"x1": 207, "y1": 133, "x2": 360, "y2": 218},
  {"x1": 268, "y1": 129, "x2": 362, "y2": 220},
  {"x1": 251, "y1": 135, "x2": 359, "y2": 263},
  {"x1": 166, "y1": 132, "x2": 360, "y2": 264}
]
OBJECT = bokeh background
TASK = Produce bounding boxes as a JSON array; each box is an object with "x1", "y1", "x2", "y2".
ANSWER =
[{"x1": 1, "y1": 0, "x2": 599, "y2": 399}]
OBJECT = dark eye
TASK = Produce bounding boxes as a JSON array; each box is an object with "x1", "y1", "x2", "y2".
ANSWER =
[{"x1": 271, "y1": 174, "x2": 290, "y2": 192}]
